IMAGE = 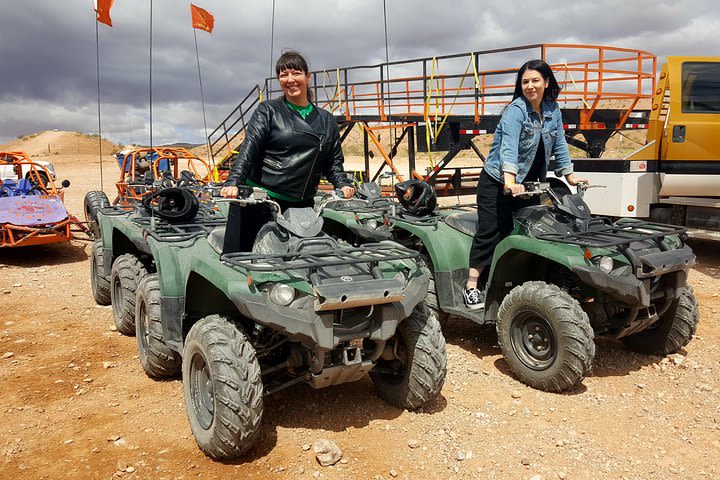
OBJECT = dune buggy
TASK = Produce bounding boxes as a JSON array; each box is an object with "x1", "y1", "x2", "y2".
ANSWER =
[
  {"x1": 83, "y1": 147, "x2": 217, "y2": 237},
  {"x1": 0, "y1": 151, "x2": 84, "y2": 247},
  {"x1": 0, "y1": 151, "x2": 56, "y2": 186}
]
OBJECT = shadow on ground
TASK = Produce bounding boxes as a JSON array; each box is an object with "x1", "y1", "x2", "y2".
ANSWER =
[
  {"x1": 0, "y1": 240, "x2": 88, "y2": 267},
  {"x1": 688, "y1": 239, "x2": 720, "y2": 279},
  {"x1": 440, "y1": 314, "x2": 674, "y2": 395},
  {"x1": 226, "y1": 372, "x2": 448, "y2": 463}
]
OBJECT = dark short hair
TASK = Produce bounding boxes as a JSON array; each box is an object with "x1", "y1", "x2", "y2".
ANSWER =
[
  {"x1": 275, "y1": 50, "x2": 309, "y2": 76},
  {"x1": 275, "y1": 51, "x2": 312, "y2": 101},
  {"x1": 512, "y1": 59, "x2": 562, "y2": 102}
]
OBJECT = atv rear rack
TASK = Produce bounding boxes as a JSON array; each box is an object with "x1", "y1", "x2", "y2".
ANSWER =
[
  {"x1": 133, "y1": 212, "x2": 226, "y2": 242},
  {"x1": 221, "y1": 243, "x2": 419, "y2": 272},
  {"x1": 328, "y1": 198, "x2": 395, "y2": 215},
  {"x1": 535, "y1": 221, "x2": 687, "y2": 248},
  {"x1": 389, "y1": 214, "x2": 441, "y2": 228}
]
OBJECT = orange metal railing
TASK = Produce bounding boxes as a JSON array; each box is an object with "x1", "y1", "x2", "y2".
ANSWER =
[{"x1": 209, "y1": 43, "x2": 656, "y2": 163}]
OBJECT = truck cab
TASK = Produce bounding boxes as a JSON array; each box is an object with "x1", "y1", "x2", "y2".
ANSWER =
[{"x1": 562, "y1": 57, "x2": 720, "y2": 238}]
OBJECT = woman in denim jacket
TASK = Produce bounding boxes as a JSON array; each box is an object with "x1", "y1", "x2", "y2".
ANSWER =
[{"x1": 463, "y1": 59, "x2": 587, "y2": 309}]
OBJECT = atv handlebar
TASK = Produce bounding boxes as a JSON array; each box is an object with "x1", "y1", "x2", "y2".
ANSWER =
[
  {"x1": 216, "y1": 187, "x2": 282, "y2": 216},
  {"x1": 504, "y1": 181, "x2": 605, "y2": 198},
  {"x1": 503, "y1": 181, "x2": 551, "y2": 197},
  {"x1": 315, "y1": 190, "x2": 360, "y2": 215},
  {"x1": 576, "y1": 183, "x2": 606, "y2": 195}
]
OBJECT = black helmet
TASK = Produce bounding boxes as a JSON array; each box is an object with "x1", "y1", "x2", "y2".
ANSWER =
[
  {"x1": 142, "y1": 187, "x2": 199, "y2": 223},
  {"x1": 394, "y1": 179, "x2": 436, "y2": 216}
]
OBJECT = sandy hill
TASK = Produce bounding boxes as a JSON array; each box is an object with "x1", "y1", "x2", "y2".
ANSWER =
[
  {"x1": 0, "y1": 130, "x2": 122, "y2": 157},
  {"x1": 1, "y1": 124, "x2": 647, "y2": 171}
]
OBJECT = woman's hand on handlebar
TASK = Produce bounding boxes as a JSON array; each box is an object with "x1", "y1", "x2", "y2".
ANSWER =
[
  {"x1": 220, "y1": 186, "x2": 239, "y2": 198},
  {"x1": 505, "y1": 183, "x2": 525, "y2": 196},
  {"x1": 340, "y1": 186, "x2": 356, "y2": 199},
  {"x1": 566, "y1": 174, "x2": 589, "y2": 186}
]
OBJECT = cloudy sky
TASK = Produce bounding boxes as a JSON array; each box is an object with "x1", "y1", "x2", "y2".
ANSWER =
[{"x1": 0, "y1": 0, "x2": 717, "y2": 146}]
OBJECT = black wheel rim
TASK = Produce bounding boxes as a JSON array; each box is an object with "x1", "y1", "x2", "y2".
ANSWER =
[
  {"x1": 112, "y1": 276, "x2": 123, "y2": 320},
  {"x1": 190, "y1": 351, "x2": 215, "y2": 430},
  {"x1": 137, "y1": 299, "x2": 149, "y2": 354},
  {"x1": 91, "y1": 255, "x2": 98, "y2": 292},
  {"x1": 509, "y1": 311, "x2": 556, "y2": 370}
]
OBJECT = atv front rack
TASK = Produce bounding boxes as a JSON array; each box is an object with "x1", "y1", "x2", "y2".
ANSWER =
[
  {"x1": 535, "y1": 220, "x2": 687, "y2": 248},
  {"x1": 221, "y1": 243, "x2": 419, "y2": 272},
  {"x1": 538, "y1": 220, "x2": 694, "y2": 278}
]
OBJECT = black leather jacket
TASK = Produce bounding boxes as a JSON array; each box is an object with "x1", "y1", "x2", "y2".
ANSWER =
[{"x1": 223, "y1": 98, "x2": 351, "y2": 200}]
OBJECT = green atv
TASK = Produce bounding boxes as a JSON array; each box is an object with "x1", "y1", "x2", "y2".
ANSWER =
[
  {"x1": 322, "y1": 181, "x2": 698, "y2": 392},
  {"x1": 90, "y1": 187, "x2": 446, "y2": 459}
]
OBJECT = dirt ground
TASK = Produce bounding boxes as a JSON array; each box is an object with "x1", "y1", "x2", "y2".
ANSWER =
[{"x1": 1, "y1": 132, "x2": 719, "y2": 480}]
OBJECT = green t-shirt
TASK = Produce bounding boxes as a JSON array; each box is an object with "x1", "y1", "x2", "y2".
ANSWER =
[
  {"x1": 246, "y1": 179, "x2": 302, "y2": 202},
  {"x1": 284, "y1": 99, "x2": 314, "y2": 119}
]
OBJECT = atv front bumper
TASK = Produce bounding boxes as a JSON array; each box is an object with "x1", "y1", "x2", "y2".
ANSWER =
[
  {"x1": 571, "y1": 245, "x2": 695, "y2": 306},
  {"x1": 228, "y1": 272, "x2": 429, "y2": 350}
]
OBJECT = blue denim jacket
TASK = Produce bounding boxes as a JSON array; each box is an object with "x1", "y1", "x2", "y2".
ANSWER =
[{"x1": 483, "y1": 96, "x2": 573, "y2": 183}]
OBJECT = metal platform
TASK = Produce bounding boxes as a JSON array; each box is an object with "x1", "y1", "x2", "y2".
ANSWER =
[{"x1": 209, "y1": 43, "x2": 656, "y2": 196}]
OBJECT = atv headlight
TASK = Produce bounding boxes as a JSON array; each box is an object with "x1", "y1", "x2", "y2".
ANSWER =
[
  {"x1": 365, "y1": 219, "x2": 379, "y2": 229},
  {"x1": 593, "y1": 256, "x2": 614, "y2": 274},
  {"x1": 268, "y1": 283, "x2": 295, "y2": 306}
]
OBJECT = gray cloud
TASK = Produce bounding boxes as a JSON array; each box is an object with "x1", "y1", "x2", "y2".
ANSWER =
[{"x1": 0, "y1": 0, "x2": 716, "y2": 145}]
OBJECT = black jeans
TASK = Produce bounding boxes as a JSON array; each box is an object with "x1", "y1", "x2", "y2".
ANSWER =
[{"x1": 468, "y1": 170, "x2": 536, "y2": 272}]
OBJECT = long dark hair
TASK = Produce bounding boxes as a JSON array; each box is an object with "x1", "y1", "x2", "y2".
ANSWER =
[
  {"x1": 512, "y1": 59, "x2": 562, "y2": 102},
  {"x1": 275, "y1": 50, "x2": 313, "y2": 102}
]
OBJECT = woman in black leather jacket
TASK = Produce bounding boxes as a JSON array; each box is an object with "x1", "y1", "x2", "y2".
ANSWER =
[{"x1": 221, "y1": 51, "x2": 354, "y2": 209}]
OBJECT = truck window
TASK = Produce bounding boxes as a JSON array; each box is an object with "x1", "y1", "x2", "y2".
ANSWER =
[{"x1": 681, "y1": 62, "x2": 720, "y2": 114}]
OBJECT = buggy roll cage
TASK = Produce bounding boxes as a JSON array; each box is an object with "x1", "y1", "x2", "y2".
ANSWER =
[
  {"x1": 0, "y1": 152, "x2": 64, "y2": 196},
  {"x1": 115, "y1": 147, "x2": 213, "y2": 205}
]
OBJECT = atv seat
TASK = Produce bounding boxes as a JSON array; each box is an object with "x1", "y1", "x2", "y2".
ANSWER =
[
  {"x1": 1, "y1": 179, "x2": 17, "y2": 197},
  {"x1": 16, "y1": 178, "x2": 33, "y2": 195},
  {"x1": 444, "y1": 211, "x2": 477, "y2": 236},
  {"x1": 207, "y1": 227, "x2": 226, "y2": 255}
]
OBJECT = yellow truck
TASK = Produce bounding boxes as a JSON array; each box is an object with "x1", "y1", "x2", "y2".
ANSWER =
[{"x1": 575, "y1": 57, "x2": 720, "y2": 238}]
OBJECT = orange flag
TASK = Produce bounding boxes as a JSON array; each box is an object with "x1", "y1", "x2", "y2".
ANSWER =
[
  {"x1": 95, "y1": 0, "x2": 115, "y2": 27},
  {"x1": 191, "y1": 4, "x2": 214, "y2": 33}
]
